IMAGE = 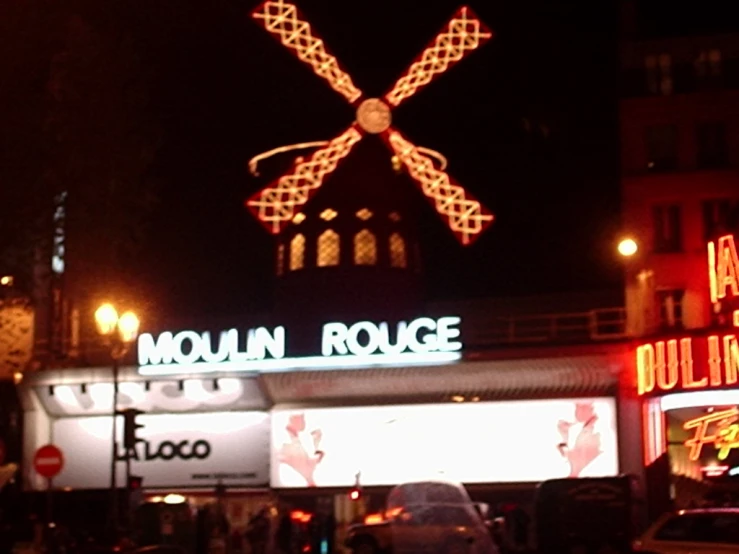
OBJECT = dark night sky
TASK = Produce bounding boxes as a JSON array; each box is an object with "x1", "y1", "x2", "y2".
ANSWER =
[{"x1": 129, "y1": 0, "x2": 626, "y2": 321}]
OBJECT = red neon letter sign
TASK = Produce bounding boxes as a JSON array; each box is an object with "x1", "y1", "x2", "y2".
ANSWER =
[
  {"x1": 724, "y1": 335, "x2": 739, "y2": 385},
  {"x1": 636, "y1": 344, "x2": 655, "y2": 395},
  {"x1": 683, "y1": 407, "x2": 739, "y2": 461},
  {"x1": 709, "y1": 235, "x2": 739, "y2": 303}
]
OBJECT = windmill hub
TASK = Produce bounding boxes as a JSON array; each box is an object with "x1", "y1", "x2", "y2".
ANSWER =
[{"x1": 356, "y1": 98, "x2": 392, "y2": 134}]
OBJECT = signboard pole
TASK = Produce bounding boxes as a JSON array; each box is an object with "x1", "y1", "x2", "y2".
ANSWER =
[
  {"x1": 125, "y1": 449, "x2": 132, "y2": 529},
  {"x1": 110, "y1": 357, "x2": 120, "y2": 531},
  {"x1": 46, "y1": 477, "x2": 53, "y2": 525},
  {"x1": 32, "y1": 444, "x2": 64, "y2": 523}
]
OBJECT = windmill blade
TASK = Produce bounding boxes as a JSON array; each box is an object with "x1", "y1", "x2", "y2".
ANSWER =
[
  {"x1": 384, "y1": 128, "x2": 493, "y2": 246},
  {"x1": 246, "y1": 126, "x2": 363, "y2": 234},
  {"x1": 253, "y1": 0, "x2": 363, "y2": 104},
  {"x1": 384, "y1": 6, "x2": 493, "y2": 108}
]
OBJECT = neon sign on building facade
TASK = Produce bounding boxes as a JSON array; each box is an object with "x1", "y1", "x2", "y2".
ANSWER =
[
  {"x1": 636, "y1": 234, "x2": 739, "y2": 396},
  {"x1": 138, "y1": 316, "x2": 463, "y2": 376}
]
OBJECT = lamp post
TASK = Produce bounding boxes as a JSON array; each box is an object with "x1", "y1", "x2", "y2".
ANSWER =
[
  {"x1": 617, "y1": 237, "x2": 657, "y2": 337},
  {"x1": 95, "y1": 303, "x2": 140, "y2": 533}
]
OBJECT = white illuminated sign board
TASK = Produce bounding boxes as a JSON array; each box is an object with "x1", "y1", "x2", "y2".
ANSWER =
[
  {"x1": 46, "y1": 411, "x2": 270, "y2": 490},
  {"x1": 271, "y1": 398, "x2": 619, "y2": 488},
  {"x1": 138, "y1": 316, "x2": 463, "y2": 376}
]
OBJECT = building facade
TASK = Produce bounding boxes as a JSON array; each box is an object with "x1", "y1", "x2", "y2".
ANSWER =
[
  {"x1": 19, "y1": 307, "x2": 637, "y2": 540},
  {"x1": 620, "y1": 6, "x2": 739, "y2": 335},
  {"x1": 620, "y1": 0, "x2": 739, "y2": 518}
]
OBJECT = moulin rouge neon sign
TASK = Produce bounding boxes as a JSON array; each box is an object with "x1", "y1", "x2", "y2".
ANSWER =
[{"x1": 137, "y1": 316, "x2": 463, "y2": 376}]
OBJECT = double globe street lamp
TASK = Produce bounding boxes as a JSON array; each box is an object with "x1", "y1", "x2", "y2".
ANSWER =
[{"x1": 94, "y1": 303, "x2": 140, "y2": 531}]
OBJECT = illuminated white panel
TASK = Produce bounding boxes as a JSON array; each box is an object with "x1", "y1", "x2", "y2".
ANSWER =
[
  {"x1": 49, "y1": 411, "x2": 270, "y2": 490},
  {"x1": 270, "y1": 397, "x2": 618, "y2": 488},
  {"x1": 53, "y1": 385, "x2": 80, "y2": 407},
  {"x1": 661, "y1": 390, "x2": 739, "y2": 411},
  {"x1": 137, "y1": 351, "x2": 462, "y2": 376}
]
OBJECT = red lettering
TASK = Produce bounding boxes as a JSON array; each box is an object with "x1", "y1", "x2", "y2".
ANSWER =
[
  {"x1": 680, "y1": 338, "x2": 705, "y2": 389},
  {"x1": 684, "y1": 408, "x2": 739, "y2": 461},
  {"x1": 708, "y1": 335, "x2": 722, "y2": 386},
  {"x1": 637, "y1": 344, "x2": 655, "y2": 395},
  {"x1": 712, "y1": 235, "x2": 739, "y2": 301},
  {"x1": 656, "y1": 340, "x2": 678, "y2": 390},
  {"x1": 724, "y1": 335, "x2": 739, "y2": 385}
]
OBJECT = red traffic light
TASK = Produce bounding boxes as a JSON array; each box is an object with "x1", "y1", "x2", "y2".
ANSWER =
[
  {"x1": 349, "y1": 488, "x2": 361, "y2": 501},
  {"x1": 128, "y1": 475, "x2": 143, "y2": 490}
]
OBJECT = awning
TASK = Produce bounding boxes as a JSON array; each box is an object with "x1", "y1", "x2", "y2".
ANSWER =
[{"x1": 257, "y1": 350, "x2": 626, "y2": 405}]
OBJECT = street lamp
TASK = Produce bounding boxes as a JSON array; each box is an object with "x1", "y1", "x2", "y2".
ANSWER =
[
  {"x1": 617, "y1": 237, "x2": 638, "y2": 258},
  {"x1": 94, "y1": 303, "x2": 140, "y2": 532}
]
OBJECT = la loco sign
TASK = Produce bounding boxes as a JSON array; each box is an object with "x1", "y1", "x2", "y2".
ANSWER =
[
  {"x1": 46, "y1": 411, "x2": 269, "y2": 490},
  {"x1": 138, "y1": 316, "x2": 463, "y2": 375}
]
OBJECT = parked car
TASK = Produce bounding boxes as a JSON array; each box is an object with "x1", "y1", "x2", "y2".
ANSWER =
[
  {"x1": 345, "y1": 481, "x2": 498, "y2": 554},
  {"x1": 633, "y1": 508, "x2": 739, "y2": 554}
]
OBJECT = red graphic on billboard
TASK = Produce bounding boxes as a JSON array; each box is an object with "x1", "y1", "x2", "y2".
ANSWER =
[
  {"x1": 557, "y1": 401, "x2": 603, "y2": 477},
  {"x1": 276, "y1": 414, "x2": 324, "y2": 487}
]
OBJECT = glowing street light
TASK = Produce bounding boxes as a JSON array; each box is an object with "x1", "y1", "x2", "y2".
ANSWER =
[
  {"x1": 618, "y1": 238, "x2": 638, "y2": 258},
  {"x1": 94, "y1": 302, "x2": 140, "y2": 531},
  {"x1": 95, "y1": 303, "x2": 140, "y2": 350}
]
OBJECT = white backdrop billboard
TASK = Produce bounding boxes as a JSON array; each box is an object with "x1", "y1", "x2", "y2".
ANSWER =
[
  {"x1": 271, "y1": 398, "x2": 619, "y2": 488},
  {"x1": 50, "y1": 411, "x2": 269, "y2": 490}
]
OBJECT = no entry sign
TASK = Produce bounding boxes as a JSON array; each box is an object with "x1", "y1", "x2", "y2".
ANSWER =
[{"x1": 33, "y1": 444, "x2": 64, "y2": 479}]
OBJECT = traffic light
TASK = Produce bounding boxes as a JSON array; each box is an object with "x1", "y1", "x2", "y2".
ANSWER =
[
  {"x1": 349, "y1": 487, "x2": 361, "y2": 501},
  {"x1": 121, "y1": 408, "x2": 145, "y2": 449},
  {"x1": 128, "y1": 475, "x2": 143, "y2": 491}
]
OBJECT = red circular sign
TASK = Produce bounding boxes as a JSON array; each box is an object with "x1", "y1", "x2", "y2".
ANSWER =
[{"x1": 33, "y1": 444, "x2": 64, "y2": 479}]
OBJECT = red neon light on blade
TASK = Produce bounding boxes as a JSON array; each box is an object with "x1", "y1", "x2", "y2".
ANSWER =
[
  {"x1": 382, "y1": 128, "x2": 493, "y2": 245},
  {"x1": 384, "y1": 6, "x2": 493, "y2": 107},
  {"x1": 248, "y1": 3, "x2": 495, "y2": 245},
  {"x1": 246, "y1": 126, "x2": 363, "y2": 234},
  {"x1": 252, "y1": 0, "x2": 362, "y2": 103}
]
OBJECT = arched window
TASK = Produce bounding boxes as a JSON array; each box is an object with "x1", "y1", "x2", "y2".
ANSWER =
[
  {"x1": 354, "y1": 229, "x2": 377, "y2": 265},
  {"x1": 276, "y1": 244, "x2": 285, "y2": 276},
  {"x1": 389, "y1": 233, "x2": 407, "y2": 268},
  {"x1": 317, "y1": 229, "x2": 340, "y2": 267},
  {"x1": 290, "y1": 234, "x2": 305, "y2": 271}
]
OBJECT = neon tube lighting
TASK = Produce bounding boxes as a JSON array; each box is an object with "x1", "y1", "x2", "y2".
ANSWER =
[
  {"x1": 661, "y1": 390, "x2": 739, "y2": 412},
  {"x1": 137, "y1": 351, "x2": 462, "y2": 376}
]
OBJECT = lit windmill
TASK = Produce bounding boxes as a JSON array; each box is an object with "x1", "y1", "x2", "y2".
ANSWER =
[{"x1": 246, "y1": 0, "x2": 495, "y2": 246}]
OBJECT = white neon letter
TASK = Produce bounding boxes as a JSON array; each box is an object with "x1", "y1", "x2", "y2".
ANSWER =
[
  {"x1": 377, "y1": 321, "x2": 407, "y2": 354},
  {"x1": 405, "y1": 317, "x2": 438, "y2": 353},
  {"x1": 172, "y1": 330, "x2": 203, "y2": 364},
  {"x1": 138, "y1": 332, "x2": 174, "y2": 365},
  {"x1": 435, "y1": 316, "x2": 462, "y2": 352},
  {"x1": 200, "y1": 330, "x2": 230, "y2": 363},
  {"x1": 346, "y1": 321, "x2": 381, "y2": 356},
  {"x1": 253, "y1": 326, "x2": 285, "y2": 359},
  {"x1": 322, "y1": 323, "x2": 349, "y2": 356}
]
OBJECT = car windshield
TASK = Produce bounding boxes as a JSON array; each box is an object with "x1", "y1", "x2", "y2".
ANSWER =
[{"x1": 654, "y1": 512, "x2": 739, "y2": 545}]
